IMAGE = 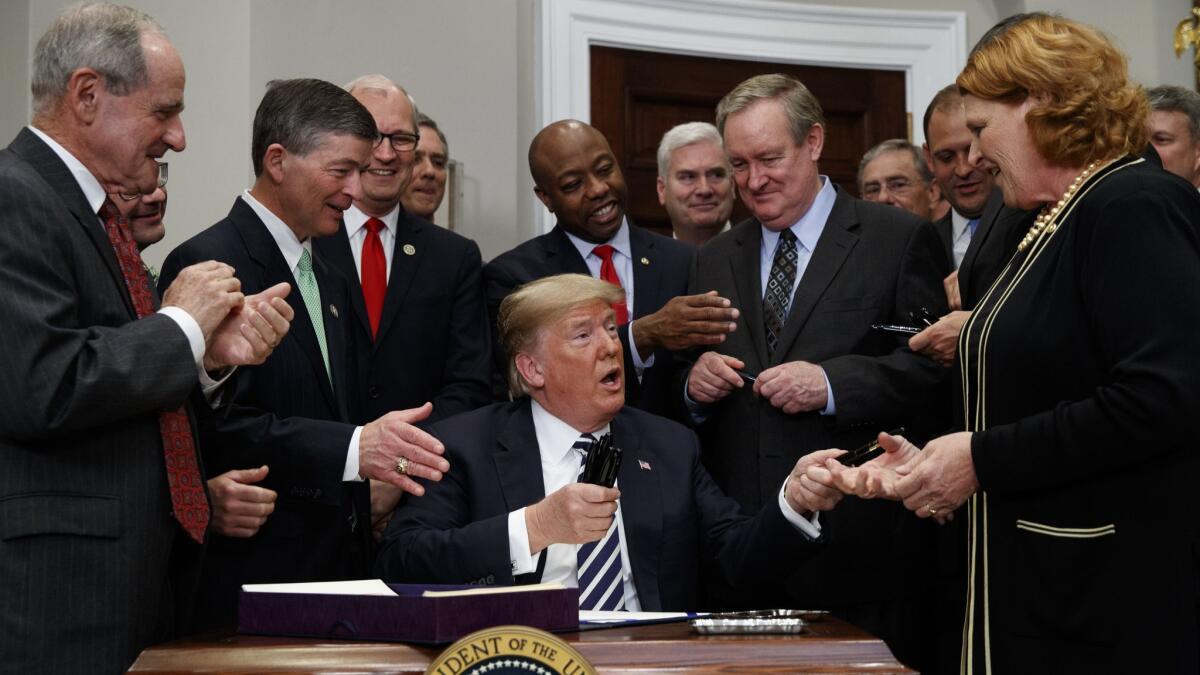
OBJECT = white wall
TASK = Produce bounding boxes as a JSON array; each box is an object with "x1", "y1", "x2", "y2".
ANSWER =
[{"x1": 2, "y1": 0, "x2": 1196, "y2": 266}]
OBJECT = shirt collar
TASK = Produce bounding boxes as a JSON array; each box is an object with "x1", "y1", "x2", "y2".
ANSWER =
[
  {"x1": 530, "y1": 399, "x2": 612, "y2": 465},
  {"x1": 240, "y1": 189, "x2": 310, "y2": 272},
  {"x1": 563, "y1": 217, "x2": 632, "y2": 262},
  {"x1": 28, "y1": 125, "x2": 107, "y2": 217},
  {"x1": 760, "y1": 175, "x2": 835, "y2": 254},
  {"x1": 951, "y1": 208, "x2": 970, "y2": 240},
  {"x1": 345, "y1": 202, "x2": 399, "y2": 238}
]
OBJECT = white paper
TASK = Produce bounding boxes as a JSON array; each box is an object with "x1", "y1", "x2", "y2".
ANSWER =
[
  {"x1": 241, "y1": 579, "x2": 397, "y2": 596},
  {"x1": 579, "y1": 610, "x2": 698, "y2": 624}
]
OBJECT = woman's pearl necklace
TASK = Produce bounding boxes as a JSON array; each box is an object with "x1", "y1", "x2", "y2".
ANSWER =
[{"x1": 1017, "y1": 160, "x2": 1106, "y2": 252}]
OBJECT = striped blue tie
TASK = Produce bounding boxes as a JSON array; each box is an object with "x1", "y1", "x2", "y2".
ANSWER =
[{"x1": 574, "y1": 433, "x2": 626, "y2": 611}]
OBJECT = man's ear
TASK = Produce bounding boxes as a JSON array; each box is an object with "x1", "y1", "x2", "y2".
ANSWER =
[
  {"x1": 263, "y1": 144, "x2": 288, "y2": 184},
  {"x1": 515, "y1": 351, "x2": 545, "y2": 391},
  {"x1": 65, "y1": 68, "x2": 103, "y2": 125},
  {"x1": 656, "y1": 176, "x2": 667, "y2": 206},
  {"x1": 534, "y1": 186, "x2": 554, "y2": 213},
  {"x1": 805, "y1": 123, "x2": 825, "y2": 162}
]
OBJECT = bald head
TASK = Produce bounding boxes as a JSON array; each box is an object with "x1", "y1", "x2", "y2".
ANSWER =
[{"x1": 529, "y1": 120, "x2": 628, "y2": 243}]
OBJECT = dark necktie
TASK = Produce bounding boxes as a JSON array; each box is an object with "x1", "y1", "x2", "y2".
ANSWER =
[
  {"x1": 764, "y1": 229, "x2": 798, "y2": 356},
  {"x1": 361, "y1": 217, "x2": 387, "y2": 338},
  {"x1": 591, "y1": 244, "x2": 629, "y2": 325},
  {"x1": 100, "y1": 199, "x2": 210, "y2": 544},
  {"x1": 573, "y1": 433, "x2": 626, "y2": 611}
]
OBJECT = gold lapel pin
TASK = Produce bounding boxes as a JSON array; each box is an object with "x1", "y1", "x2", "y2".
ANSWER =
[
  {"x1": 403, "y1": 244, "x2": 416, "y2": 256},
  {"x1": 640, "y1": 257, "x2": 649, "y2": 266},
  {"x1": 329, "y1": 304, "x2": 339, "y2": 318}
]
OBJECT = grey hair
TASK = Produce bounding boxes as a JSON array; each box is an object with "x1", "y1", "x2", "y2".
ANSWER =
[
  {"x1": 716, "y1": 73, "x2": 824, "y2": 146},
  {"x1": 1147, "y1": 85, "x2": 1200, "y2": 140},
  {"x1": 656, "y1": 122, "x2": 726, "y2": 177},
  {"x1": 251, "y1": 78, "x2": 378, "y2": 177},
  {"x1": 416, "y1": 112, "x2": 448, "y2": 157},
  {"x1": 857, "y1": 139, "x2": 932, "y2": 191},
  {"x1": 32, "y1": 3, "x2": 164, "y2": 115},
  {"x1": 344, "y1": 73, "x2": 420, "y2": 132}
]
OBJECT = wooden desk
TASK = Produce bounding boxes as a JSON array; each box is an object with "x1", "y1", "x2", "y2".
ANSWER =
[{"x1": 130, "y1": 617, "x2": 914, "y2": 674}]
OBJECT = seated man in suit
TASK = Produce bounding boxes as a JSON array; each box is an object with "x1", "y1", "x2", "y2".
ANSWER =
[
  {"x1": 160, "y1": 79, "x2": 450, "y2": 629},
  {"x1": 484, "y1": 120, "x2": 740, "y2": 416},
  {"x1": 857, "y1": 138, "x2": 939, "y2": 222},
  {"x1": 377, "y1": 274, "x2": 844, "y2": 609}
]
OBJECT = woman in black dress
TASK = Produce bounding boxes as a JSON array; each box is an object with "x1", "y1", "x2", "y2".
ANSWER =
[{"x1": 819, "y1": 13, "x2": 1200, "y2": 674}]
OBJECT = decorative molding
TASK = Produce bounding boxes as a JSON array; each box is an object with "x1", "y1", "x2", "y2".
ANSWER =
[{"x1": 533, "y1": 0, "x2": 966, "y2": 233}]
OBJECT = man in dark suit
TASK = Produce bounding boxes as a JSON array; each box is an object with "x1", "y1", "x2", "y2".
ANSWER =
[
  {"x1": 314, "y1": 76, "x2": 490, "y2": 433},
  {"x1": 377, "y1": 273, "x2": 844, "y2": 609},
  {"x1": 0, "y1": 5, "x2": 294, "y2": 673},
  {"x1": 684, "y1": 74, "x2": 948, "y2": 670},
  {"x1": 160, "y1": 79, "x2": 450, "y2": 630},
  {"x1": 484, "y1": 120, "x2": 739, "y2": 416}
]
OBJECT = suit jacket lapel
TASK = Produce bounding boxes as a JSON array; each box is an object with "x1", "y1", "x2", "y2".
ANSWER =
[
  {"x1": 548, "y1": 225, "x2": 593, "y2": 275},
  {"x1": 313, "y1": 252, "x2": 345, "y2": 413},
  {"x1": 376, "y1": 212, "x2": 423, "y2": 344},
  {"x1": 958, "y1": 189, "x2": 1003, "y2": 301},
  {"x1": 317, "y1": 224, "x2": 372, "y2": 340},
  {"x1": 493, "y1": 400, "x2": 549, "y2": 583},
  {"x1": 627, "y1": 224, "x2": 661, "y2": 320},
  {"x1": 229, "y1": 199, "x2": 335, "y2": 408},
  {"x1": 11, "y1": 129, "x2": 135, "y2": 319},
  {"x1": 771, "y1": 191, "x2": 859, "y2": 364},
  {"x1": 935, "y1": 212, "x2": 954, "y2": 264},
  {"x1": 731, "y1": 222, "x2": 769, "y2": 371},
  {"x1": 611, "y1": 413, "x2": 662, "y2": 611}
]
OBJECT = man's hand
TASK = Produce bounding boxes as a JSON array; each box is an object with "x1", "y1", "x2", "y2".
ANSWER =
[
  {"x1": 161, "y1": 261, "x2": 244, "y2": 338},
  {"x1": 359, "y1": 402, "x2": 449, "y2": 496},
  {"x1": 908, "y1": 311, "x2": 970, "y2": 368},
  {"x1": 944, "y1": 269, "x2": 962, "y2": 311},
  {"x1": 687, "y1": 352, "x2": 745, "y2": 404},
  {"x1": 893, "y1": 431, "x2": 978, "y2": 522},
  {"x1": 525, "y1": 483, "x2": 620, "y2": 554},
  {"x1": 369, "y1": 479, "x2": 405, "y2": 542},
  {"x1": 631, "y1": 291, "x2": 738, "y2": 356},
  {"x1": 812, "y1": 431, "x2": 922, "y2": 501},
  {"x1": 784, "y1": 448, "x2": 847, "y2": 514},
  {"x1": 207, "y1": 465, "x2": 277, "y2": 538},
  {"x1": 204, "y1": 282, "x2": 295, "y2": 371},
  {"x1": 754, "y1": 361, "x2": 828, "y2": 414}
]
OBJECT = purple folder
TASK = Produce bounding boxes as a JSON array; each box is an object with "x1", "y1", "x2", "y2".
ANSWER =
[{"x1": 238, "y1": 583, "x2": 580, "y2": 644}]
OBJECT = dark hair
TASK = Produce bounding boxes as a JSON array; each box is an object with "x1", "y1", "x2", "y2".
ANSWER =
[
  {"x1": 922, "y1": 84, "x2": 961, "y2": 142},
  {"x1": 251, "y1": 78, "x2": 378, "y2": 177}
]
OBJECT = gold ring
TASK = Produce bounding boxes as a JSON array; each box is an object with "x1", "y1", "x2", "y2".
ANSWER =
[
  {"x1": 927, "y1": 504, "x2": 938, "y2": 516},
  {"x1": 395, "y1": 456, "x2": 409, "y2": 475}
]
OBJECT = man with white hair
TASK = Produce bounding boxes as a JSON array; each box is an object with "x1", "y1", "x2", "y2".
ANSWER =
[
  {"x1": 656, "y1": 122, "x2": 735, "y2": 245},
  {"x1": 0, "y1": 4, "x2": 293, "y2": 672}
]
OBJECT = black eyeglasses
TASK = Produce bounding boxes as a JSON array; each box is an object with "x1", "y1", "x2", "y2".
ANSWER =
[
  {"x1": 375, "y1": 131, "x2": 420, "y2": 152},
  {"x1": 118, "y1": 161, "x2": 168, "y2": 201}
]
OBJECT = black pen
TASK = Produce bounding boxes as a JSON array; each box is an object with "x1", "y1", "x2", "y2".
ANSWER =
[{"x1": 837, "y1": 427, "x2": 905, "y2": 467}]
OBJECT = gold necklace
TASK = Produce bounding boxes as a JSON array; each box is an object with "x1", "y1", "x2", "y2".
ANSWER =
[{"x1": 1016, "y1": 159, "x2": 1112, "y2": 252}]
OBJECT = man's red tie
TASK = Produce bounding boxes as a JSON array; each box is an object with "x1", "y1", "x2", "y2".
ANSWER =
[
  {"x1": 100, "y1": 199, "x2": 210, "y2": 544},
  {"x1": 591, "y1": 244, "x2": 629, "y2": 324},
  {"x1": 361, "y1": 218, "x2": 387, "y2": 338}
]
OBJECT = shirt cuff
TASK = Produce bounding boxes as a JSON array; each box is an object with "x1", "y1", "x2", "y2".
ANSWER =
[
  {"x1": 342, "y1": 426, "x2": 364, "y2": 481},
  {"x1": 819, "y1": 367, "x2": 836, "y2": 416},
  {"x1": 158, "y1": 306, "x2": 232, "y2": 398},
  {"x1": 777, "y1": 479, "x2": 823, "y2": 539},
  {"x1": 627, "y1": 321, "x2": 655, "y2": 371},
  {"x1": 507, "y1": 508, "x2": 538, "y2": 575}
]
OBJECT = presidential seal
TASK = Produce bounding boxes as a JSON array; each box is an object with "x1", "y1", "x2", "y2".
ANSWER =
[{"x1": 426, "y1": 625, "x2": 596, "y2": 675}]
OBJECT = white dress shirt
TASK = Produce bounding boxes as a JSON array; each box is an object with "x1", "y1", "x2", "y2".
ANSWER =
[
  {"x1": 562, "y1": 219, "x2": 654, "y2": 373},
  {"x1": 505, "y1": 401, "x2": 822, "y2": 609},
  {"x1": 240, "y1": 190, "x2": 365, "y2": 482},
  {"x1": 343, "y1": 203, "x2": 398, "y2": 282},
  {"x1": 27, "y1": 125, "x2": 228, "y2": 393}
]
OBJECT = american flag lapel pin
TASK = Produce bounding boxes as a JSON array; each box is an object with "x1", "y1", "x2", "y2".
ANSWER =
[{"x1": 638, "y1": 459, "x2": 651, "y2": 471}]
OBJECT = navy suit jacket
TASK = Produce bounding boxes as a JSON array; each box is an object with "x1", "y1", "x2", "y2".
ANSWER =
[
  {"x1": 313, "y1": 210, "x2": 491, "y2": 425},
  {"x1": 160, "y1": 198, "x2": 368, "y2": 629},
  {"x1": 483, "y1": 224, "x2": 693, "y2": 416},
  {"x1": 375, "y1": 400, "x2": 820, "y2": 611}
]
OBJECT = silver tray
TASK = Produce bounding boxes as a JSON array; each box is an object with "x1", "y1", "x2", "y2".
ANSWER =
[{"x1": 690, "y1": 609, "x2": 825, "y2": 635}]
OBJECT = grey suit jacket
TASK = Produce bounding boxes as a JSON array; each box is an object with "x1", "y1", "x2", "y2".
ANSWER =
[{"x1": 0, "y1": 128, "x2": 205, "y2": 674}]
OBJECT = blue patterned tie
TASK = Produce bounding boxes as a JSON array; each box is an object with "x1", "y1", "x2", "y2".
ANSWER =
[
  {"x1": 574, "y1": 433, "x2": 626, "y2": 611},
  {"x1": 764, "y1": 229, "x2": 798, "y2": 356}
]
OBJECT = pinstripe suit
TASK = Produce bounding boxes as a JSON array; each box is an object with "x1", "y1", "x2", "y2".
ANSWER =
[{"x1": 0, "y1": 129, "x2": 206, "y2": 674}]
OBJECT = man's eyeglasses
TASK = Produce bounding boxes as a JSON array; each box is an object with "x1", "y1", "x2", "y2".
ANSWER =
[
  {"x1": 118, "y1": 162, "x2": 168, "y2": 201},
  {"x1": 375, "y1": 131, "x2": 420, "y2": 152},
  {"x1": 861, "y1": 177, "x2": 919, "y2": 200}
]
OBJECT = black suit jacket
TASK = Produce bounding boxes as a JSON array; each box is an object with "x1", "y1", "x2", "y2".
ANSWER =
[
  {"x1": 687, "y1": 189, "x2": 948, "y2": 666},
  {"x1": 483, "y1": 223, "x2": 693, "y2": 415},
  {"x1": 375, "y1": 400, "x2": 820, "y2": 611},
  {"x1": 313, "y1": 211, "x2": 491, "y2": 425},
  {"x1": 956, "y1": 189, "x2": 1033, "y2": 311},
  {"x1": 932, "y1": 210, "x2": 955, "y2": 268},
  {"x1": 0, "y1": 128, "x2": 205, "y2": 674},
  {"x1": 160, "y1": 198, "x2": 368, "y2": 630}
]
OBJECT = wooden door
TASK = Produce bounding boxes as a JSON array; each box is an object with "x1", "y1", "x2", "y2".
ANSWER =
[{"x1": 591, "y1": 46, "x2": 908, "y2": 236}]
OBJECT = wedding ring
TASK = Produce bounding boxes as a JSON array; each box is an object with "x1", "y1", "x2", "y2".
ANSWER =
[
  {"x1": 395, "y1": 456, "x2": 410, "y2": 475},
  {"x1": 927, "y1": 504, "x2": 938, "y2": 516}
]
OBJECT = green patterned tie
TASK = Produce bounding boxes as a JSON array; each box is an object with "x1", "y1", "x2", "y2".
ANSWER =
[{"x1": 296, "y1": 247, "x2": 331, "y2": 381}]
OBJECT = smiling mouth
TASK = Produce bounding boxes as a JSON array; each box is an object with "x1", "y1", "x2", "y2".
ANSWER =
[{"x1": 366, "y1": 168, "x2": 397, "y2": 177}]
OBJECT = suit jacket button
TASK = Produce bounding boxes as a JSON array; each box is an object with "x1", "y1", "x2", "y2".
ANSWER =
[{"x1": 368, "y1": 385, "x2": 380, "y2": 399}]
